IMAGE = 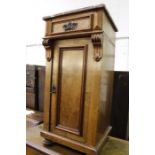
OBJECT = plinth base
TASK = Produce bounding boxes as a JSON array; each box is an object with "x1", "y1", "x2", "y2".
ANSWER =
[{"x1": 40, "y1": 126, "x2": 112, "y2": 155}]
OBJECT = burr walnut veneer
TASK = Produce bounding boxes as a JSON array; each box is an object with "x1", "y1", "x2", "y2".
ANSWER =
[{"x1": 41, "y1": 4, "x2": 118, "y2": 155}]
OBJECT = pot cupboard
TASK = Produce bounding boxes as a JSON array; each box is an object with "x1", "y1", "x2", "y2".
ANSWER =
[{"x1": 41, "y1": 4, "x2": 118, "y2": 155}]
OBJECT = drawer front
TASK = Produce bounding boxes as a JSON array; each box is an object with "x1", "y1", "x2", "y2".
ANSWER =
[{"x1": 51, "y1": 14, "x2": 93, "y2": 35}]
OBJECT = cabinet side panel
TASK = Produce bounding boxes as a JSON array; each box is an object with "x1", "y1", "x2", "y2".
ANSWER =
[
  {"x1": 85, "y1": 41, "x2": 102, "y2": 146},
  {"x1": 102, "y1": 12, "x2": 116, "y2": 45},
  {"x1": 96, "y1": 13, "x2": 116, "y2": 143}
]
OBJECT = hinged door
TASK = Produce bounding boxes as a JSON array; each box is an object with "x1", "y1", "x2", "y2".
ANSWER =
[{"x1": 50, "y1": 38, "x2": 89, "y2": 142}]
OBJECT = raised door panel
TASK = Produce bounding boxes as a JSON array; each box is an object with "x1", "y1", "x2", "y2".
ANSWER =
[
  {"x1": 51, "y1": 39, "x2": 89, "y2": 142},
  {"x1": 57, "y1": 47, "x2": 87, "y2": 135}
]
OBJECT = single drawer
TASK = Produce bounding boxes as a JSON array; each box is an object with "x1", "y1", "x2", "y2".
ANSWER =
[{"x1": 51, "y1": 14, "x2": 93, "y2": 35}]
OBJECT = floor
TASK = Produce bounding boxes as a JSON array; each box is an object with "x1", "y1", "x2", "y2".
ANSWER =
[{"x1": 26, "y1": 109, "x2": 129, "y2": 155}]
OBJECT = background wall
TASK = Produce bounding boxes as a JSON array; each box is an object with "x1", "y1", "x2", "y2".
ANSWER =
[{"x1": 26, "y1": 0, "x2": 129, "y2": 71}]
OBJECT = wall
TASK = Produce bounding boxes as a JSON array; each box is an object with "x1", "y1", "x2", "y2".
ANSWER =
[{"x1": 26, "y1": 0, "x2": 129, "y2": 71}]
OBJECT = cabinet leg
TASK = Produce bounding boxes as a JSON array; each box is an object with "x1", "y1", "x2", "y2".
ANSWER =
[{"x1": 43, "y1": 139, "x2": 54, "y2": 146}]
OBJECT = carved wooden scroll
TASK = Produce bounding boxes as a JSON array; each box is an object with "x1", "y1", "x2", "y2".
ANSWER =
[
  {"x1": 42, "y1": 39, "x2": 54, "y2": 62},
  {"x1": 91, "y1": 33, "x2": 103, "y2": 61}
]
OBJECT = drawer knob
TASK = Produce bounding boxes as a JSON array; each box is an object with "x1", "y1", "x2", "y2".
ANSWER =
[{"x1": 63, "y1": 22, "x2": 78, "y2": 31}]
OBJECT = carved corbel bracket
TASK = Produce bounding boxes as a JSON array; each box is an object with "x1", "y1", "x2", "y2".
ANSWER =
[
  {"x1": 91, "y1": 33, "x2": 103, "y2": 62},
  {"x1": 42, "y1": 39, "x2": 54, "y2": 62}
]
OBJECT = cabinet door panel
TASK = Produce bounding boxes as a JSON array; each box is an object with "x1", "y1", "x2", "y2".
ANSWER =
[
  {"x1": 51, "y1": 39, "x2": 89, "y2": 141},
  {"x1": 57, "y1": 47, "x2": 86, "y2": 135}
]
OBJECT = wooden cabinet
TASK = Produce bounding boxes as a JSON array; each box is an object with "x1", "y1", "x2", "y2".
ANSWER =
[
  {"x1": 37, "y1": 66, "x2": 45, "y2": 112},
  {"x1": 111, "y1": 71, "x2": 129, "y2": 140},
  {"x1": 26, "y1": 65, "x2": 45, "y2": 111},
  {"x1": 26, "y1": 65, "x2": 37, "y2": 109},
  {"x1": 41, "y1": 4, "x2": 118, "y2": 155}
]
